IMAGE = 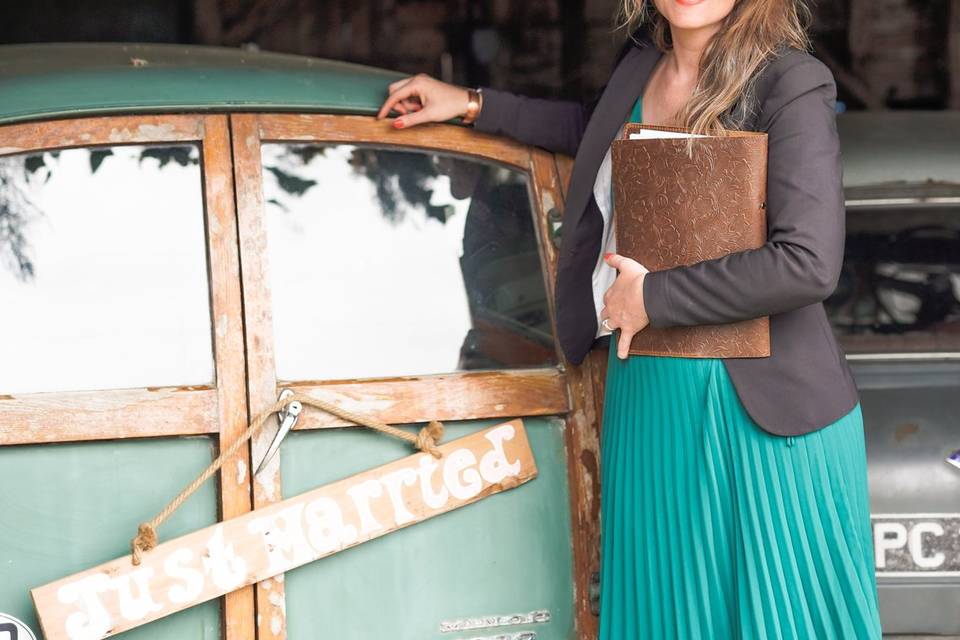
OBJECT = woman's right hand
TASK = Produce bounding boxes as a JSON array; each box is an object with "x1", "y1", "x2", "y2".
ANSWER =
[{"x1": 376, "y1": 73, "x2": 472, "y2": 129}]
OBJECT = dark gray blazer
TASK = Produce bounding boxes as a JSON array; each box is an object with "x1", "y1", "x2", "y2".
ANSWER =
[{"x1": 473, "y1": 30, "x2": 861, "y2": 437}]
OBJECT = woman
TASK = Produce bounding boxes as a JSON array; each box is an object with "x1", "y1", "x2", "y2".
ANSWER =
[{"x1": 378, "y1": 0, "x2": 883, "y2": 637}]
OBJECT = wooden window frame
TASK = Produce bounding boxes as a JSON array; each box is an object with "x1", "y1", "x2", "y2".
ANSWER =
[{"x1": 0, "y1": 114, "x2": 255, "y2": 640}]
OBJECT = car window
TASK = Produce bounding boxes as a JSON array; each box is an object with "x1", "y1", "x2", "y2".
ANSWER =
[
  {"x1": 260, "y1": 143, "x2": 555, "y2": 381},
  {"x1": 0, "y1": 144, "x2": 213, "y2": 394},
  {"x1": 825, "y1": 204, "x2": 960, "y2": 354}
]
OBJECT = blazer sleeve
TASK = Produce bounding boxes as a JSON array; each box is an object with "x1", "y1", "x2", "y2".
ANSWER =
[
  {"x1": 470, "y1": 89, "x2": 595, "y2": 157},
  {"x1": 641, "y1": 55, "x2": 846, "y2": 327},
  {"x1": 471, "y1": 35, "x2": 640, "y2": 157}
]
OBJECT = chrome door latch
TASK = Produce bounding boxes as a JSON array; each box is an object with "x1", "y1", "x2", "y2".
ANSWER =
[{"x1": 254, "y1": 389, "x2": 302, "y2": 476}]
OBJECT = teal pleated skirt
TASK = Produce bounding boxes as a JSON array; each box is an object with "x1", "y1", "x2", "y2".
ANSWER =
[{"x1": 598, "y1": 351, "x2": 883, "y2": 639}]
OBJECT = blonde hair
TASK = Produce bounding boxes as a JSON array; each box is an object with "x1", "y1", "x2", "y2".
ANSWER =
[{"x1": 616, "y1": 0, "x2": 812, "y2": 134}]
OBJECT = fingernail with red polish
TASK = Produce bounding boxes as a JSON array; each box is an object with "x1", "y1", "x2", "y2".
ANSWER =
[
  {"x1": 604, "y1": 252, "x2": 613, "y2": 259},
  {"x1": 393, "y1": 119, "x2": 405, "y2": 129}
]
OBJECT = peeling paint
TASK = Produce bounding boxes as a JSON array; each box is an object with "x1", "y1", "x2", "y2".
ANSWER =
[
  {"x1": 137, "y1": 123, "x2": 178, "y2": 139},
  {"x1": 106, "y1": 123, "x2": 180, "y2": 142},
  {"x1": 236, "y1": 458, "x2": 247, "y2": 485},
  {"x1": 540, "y1": 189, "x2": 555, "y2": 213},
  {"x1": 107, "y1": 128, "x2": 132, "y2": 142},
  {"x1": 208, "y1": 210, "x2": 222, "y2": 235},
  {"x1": 255, "y1": 451, "x2": 278, "y2": 501},
  {"x1": 210, "y1": 174, "x2": 227, "y2": 198},
  {"x1": 261, "y1": 577, "x2": 272, "y2": 590},
  {"x1": 216, "y1": 314, "x2": 229, "y2": 338},
  {"x1": 270, "y1": 614, "x2": 282, "y2": 636},
  {"x1": 326, "y1": 395, "x2": 394, "y2": 414}
]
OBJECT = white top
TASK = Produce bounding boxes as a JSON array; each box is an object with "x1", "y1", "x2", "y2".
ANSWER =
[{"x1": 590, "y1": 144, "x2": 619, "y2": 339}]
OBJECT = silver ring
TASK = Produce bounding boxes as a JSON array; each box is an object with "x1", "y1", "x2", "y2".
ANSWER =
[{"x1": 602, "y1": 318, "x2": 613, "y2": 331}]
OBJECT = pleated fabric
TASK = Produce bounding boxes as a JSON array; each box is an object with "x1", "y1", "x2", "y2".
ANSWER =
[{"x1": 597, "y1": 351, "x2": 883, "y2": 639}]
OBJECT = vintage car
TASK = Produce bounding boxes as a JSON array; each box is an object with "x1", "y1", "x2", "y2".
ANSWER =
[
  {"x1": 0, "y1": 43, "x2": 957, "y2": 640},
  {"x1": 0, "y1": 42, "x2": 604, "y2": 640},
  {"x1": 828, "y1": 110, "x2": 960, "y2": 637}
]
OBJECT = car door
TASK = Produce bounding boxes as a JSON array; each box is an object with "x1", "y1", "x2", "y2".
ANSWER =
[
  {"x1": 0, "y1": 114, "x2": 253, "y2": 638},
  {"x1": 224, "y1": 113, "x2": 603, "y2": 640}
]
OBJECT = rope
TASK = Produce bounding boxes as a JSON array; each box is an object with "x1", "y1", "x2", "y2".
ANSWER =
[
  {"x1": 130, "y1": 392, "x2": 444, "y2": 565},
  {"x1": 294, "y1": 394, "x2": 444, "y2": 459}
]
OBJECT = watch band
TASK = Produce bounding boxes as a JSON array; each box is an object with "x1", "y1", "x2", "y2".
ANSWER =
[{"x1": 462, "y1": 87, "x2": 483, "y2": 125}]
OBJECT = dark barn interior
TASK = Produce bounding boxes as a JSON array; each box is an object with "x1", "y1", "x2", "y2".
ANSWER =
[{"x1": 2, "y1": 0, "x2": 958, "y2": 110}]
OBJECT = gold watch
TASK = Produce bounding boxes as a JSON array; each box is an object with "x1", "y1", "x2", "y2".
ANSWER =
[{"x1": 462, "y1": 87, "x2": 483, "y2": 125}]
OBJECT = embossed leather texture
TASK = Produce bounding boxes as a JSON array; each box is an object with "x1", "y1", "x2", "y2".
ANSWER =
[{"x1": 612, "y1": 123, "x2": 770, "y2": 358}]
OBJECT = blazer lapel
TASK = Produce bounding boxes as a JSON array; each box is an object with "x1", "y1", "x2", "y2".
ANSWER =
[{"x1": 558, "y1": 41, "x2": 664, "y2": 261}]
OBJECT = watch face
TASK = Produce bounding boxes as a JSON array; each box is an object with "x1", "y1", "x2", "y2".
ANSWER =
[{"x1": 0, "y1": 614, "x2": 38, "y2": 640}]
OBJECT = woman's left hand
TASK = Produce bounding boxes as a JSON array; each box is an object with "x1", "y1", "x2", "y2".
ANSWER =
[{"x1": 601, "y1": 253, "x2": 651, "y2": 359}]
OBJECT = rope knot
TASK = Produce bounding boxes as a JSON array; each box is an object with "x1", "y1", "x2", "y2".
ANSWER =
[
  {"x1": 131, "y1": 522, "x2": 158, "y2": 566},
  {"x1": 416, "y1": 420, "x2": 445, "y2": 458}
]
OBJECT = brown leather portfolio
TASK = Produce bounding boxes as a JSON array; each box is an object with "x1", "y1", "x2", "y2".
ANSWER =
[{"x1": 611, "y1": 122, "x2": 770, "y2": 358}]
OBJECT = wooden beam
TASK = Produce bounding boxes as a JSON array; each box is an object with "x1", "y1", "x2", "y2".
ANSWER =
[
  {"x1": 0, "y1": 387, "x2": 218, "y2": 445},
  {"x1": 284, "y1": 369, "x2": 570, "y2": 431},
  {"x1": 256, "y1": 114, "x2": 531, "y2": 169},
  {"x1": 230, "y1": 114, "x2": 289, "y2": 640},
  {"x1": 0, "y1": 115, "x2": 205, "y2": 157},
  {"x1": 201, "y1": 115, "x2": 256, "y2": 640}
]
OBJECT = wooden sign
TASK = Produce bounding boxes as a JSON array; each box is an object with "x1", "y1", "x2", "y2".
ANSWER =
[{"x1": 32, "y1": 419, "x2": 536, "y2": 640}]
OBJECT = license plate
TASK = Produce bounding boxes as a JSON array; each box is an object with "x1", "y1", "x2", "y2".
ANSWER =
[{"x1": 873, "y1": 514, "x2": 960, "y2": 576}]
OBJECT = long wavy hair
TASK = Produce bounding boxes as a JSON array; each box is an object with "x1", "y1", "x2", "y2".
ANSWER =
[{"x1": 616, "y1": 0, "x2": 812, "y2": 134}]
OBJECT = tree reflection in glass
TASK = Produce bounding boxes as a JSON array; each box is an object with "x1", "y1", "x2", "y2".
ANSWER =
[
  {"x1": 262, "y1": 144, "x2": 556, "y2": 382},
  {"x1": 0, "y1": 145, "x2": 213, "y2": 394}
]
